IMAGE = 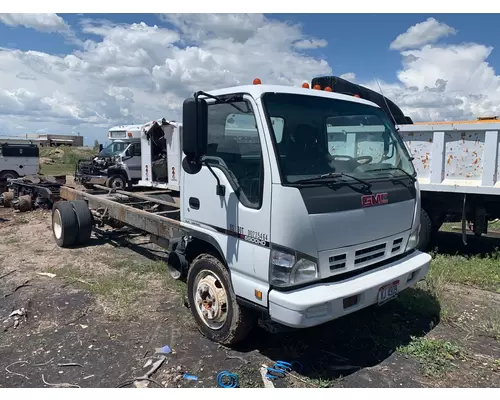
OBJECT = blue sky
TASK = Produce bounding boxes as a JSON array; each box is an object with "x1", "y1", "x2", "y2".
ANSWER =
[{"x1": 0, "y1": 13, "x2": 499, "y2": 143}]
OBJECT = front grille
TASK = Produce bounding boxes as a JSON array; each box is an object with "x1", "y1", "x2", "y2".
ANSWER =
[
  {"x1": 354, "y1": 243, "x2": 386, "y2": 264},
  {"x1": 392, "y1": 237, "x2": 403, "y2": 253},
  {"x1": 329, "y1": 253, "x2": 347, "y2": 271}
]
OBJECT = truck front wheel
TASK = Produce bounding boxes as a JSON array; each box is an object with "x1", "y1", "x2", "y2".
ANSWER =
[
  {"x1": 187, "y1": 254, "x2": 254, "y2": 346},
  {"x1": 418, "y1": 208, "x2": 433, "y2": 251},
  {"x1": 106, "y1": 174, "x2": 127, "y2": 189}
]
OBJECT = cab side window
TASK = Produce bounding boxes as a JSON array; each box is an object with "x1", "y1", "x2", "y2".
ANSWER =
[{"x1": 205, "y1": 100, "x2": 264, "y2": 209}]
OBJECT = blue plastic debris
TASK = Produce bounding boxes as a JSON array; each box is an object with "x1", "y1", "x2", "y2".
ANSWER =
[
  {"x1": 155, "y1": 345, "x2": 172, "y2": 354},
  {"x1": 183, "y1": 373, "x2": 198, "y2": 381}
]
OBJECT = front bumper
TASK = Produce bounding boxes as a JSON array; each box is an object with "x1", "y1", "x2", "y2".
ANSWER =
[
  {"x1": 268, "y1": 250, "x2": 431, "y2": 328},
  {"x1": 74, "y1": 173, "x2": 107, "y2": 185}
]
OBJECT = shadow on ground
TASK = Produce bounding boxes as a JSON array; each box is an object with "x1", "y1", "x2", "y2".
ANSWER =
[
  {"x1": 432, "y1": 230, "x2": 500, "y2": 257},
  {"x1": 233, "y1": 287, "x2": 440, "y2": 384}
]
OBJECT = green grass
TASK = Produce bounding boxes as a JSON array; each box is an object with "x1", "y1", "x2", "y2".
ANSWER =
[
  {"x1": 111, "y1": 258, "x2": 188, "y2": 299},
  {"x1": 427, "y1": 251, "x2": 500, "y2": 293},
  {"x1": 54, "y1": 265, "x2": 145, "y2": 316},
  {"x1": 398, "y1": 336, "x2": 464, "y2": 378},
  {"x1": 39, "y1": 146, "x2": 98, "y2": 177}
]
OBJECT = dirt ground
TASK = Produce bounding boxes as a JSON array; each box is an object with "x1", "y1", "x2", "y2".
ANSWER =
[{"x1": 1, "y1": 207, "x2": 500, "y2": 388}]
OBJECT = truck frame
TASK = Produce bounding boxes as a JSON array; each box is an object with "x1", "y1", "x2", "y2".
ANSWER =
[{"x1": 49, "y1": 81, "x2": 432, "y2": 345}]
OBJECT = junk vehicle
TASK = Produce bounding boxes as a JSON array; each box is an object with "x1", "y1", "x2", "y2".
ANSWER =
[
  {"x1": 312, "y1": 76, "x2": 500, "y2": 251},
  {"x1": 49, "y1": 78, "x2": 431, "y2": 345},
  {"x1": 75, "y1": 123, "x2": 143, "y2": 189},
  {"x1": 0, "y1": 142, "x2": 40, "y2": 181},
  {"x1": 0, "y1": 143, "x2": 40, "y2": 194}
]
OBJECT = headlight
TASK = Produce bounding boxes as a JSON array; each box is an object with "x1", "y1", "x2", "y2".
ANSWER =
[
  {"x1": 270, "y1": 248, "x2": 319, "y2": 288},
  {"x1": 406, "y1": 223, "x2": 420, "y2": 252}
]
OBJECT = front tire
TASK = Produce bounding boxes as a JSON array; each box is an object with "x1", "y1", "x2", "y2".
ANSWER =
[
  {"x1": 418, "y1": 208, "x2": 433, "y2": 251},
  {"x1": 187, "y1": 254, "x2": 254, "y2": 346},
  {"x1": 106, "y1": 174, "x2": 127, "y2": 190}
]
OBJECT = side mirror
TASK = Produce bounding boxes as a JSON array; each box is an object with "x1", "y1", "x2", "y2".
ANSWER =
[{"x1": 182, "y1": 96, "x2": 208, "y2": 174}]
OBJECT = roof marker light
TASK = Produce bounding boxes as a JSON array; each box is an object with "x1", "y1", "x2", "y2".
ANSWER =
[
  {"x1": 324, "y1": 86, "x2": 332, "y2": 92},
  {"x1": 313, "y1": 84, "x2": 321, "y2": 90},
  {"x1": 253, "y1": 78, "x2": 262, "y2": 85},
  {"x1": 302, "y1": 82, "x2": 310, "y2": 88}
]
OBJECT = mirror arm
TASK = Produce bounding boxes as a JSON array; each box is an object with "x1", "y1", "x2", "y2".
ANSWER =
[{"x1": 203, "y1": 159, "x2": 225, "y2": 197}]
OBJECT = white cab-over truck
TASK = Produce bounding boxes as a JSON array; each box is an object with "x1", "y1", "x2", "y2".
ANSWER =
[
  {"x1": 75, "y1": 124, "x2": 143, "y2": 189},
  {"x1": 50, "y1": 81, "x2": 432, "y2": 345}
]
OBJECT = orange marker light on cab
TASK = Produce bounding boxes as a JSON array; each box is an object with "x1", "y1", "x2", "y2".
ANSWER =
[
  {"x1": 324, "y1": 86, "x2": 332, "y2": 92},
  {"x1": 313, "y1": 84, "x2": 321, "y2": 90},
  {"x1": 253, "y1": 78, "x2": 262, "y2": 85},
  {"x1": 302, "y1": 82, "x2": 310, "y2": 89}
]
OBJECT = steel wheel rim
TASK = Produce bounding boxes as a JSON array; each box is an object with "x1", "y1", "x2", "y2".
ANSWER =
[
  {"x1": 194, "y1": 269, "x2": 229, "y2": 330},
  {"x1": 53, "y1": 209, "x2": 62, "y2": 239}
]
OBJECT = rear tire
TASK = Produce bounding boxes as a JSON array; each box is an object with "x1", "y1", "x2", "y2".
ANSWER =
[
  {"x1": 52, "y1": 201, "x2": 78, "y2": 248},
  {"x1": 0, "y1": 170, "x2": 19, "y2": 180},
  {"x1": 187, "y1": 254, "x2": 254, "y2": 346},
  {"x1": 71, "y1": 200, "x2": 93, "y2": 245}
]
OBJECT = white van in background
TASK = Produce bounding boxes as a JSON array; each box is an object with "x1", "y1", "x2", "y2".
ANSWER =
[{"x1": 0, "y1": 143, "x2": 40, "y2": 180}]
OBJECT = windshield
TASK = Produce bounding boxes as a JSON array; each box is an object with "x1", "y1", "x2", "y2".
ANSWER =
[
  {"x1": 262, "y1": 93, "x2": 415, "y2": 184},
  {"x1": 98, "y1": 141, "x2": 128, "y2": 157}
]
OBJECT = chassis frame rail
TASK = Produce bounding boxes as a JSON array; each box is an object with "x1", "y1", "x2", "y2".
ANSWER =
[{"x1": 60, "y1": 186, "x2": 186, "y2": 239}]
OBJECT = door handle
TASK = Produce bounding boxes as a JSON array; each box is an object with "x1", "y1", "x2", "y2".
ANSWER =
[{"x1": 189, "y1": 197, "x2": 200, "y2": 210}]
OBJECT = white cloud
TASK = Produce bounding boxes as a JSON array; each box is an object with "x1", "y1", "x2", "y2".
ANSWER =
[
  {"x1": 1, "y1": 14, "x2": 500, "y2": 142},
  {"x1": 390, "y1": 17, "x2": 457, "y2": 51},
  {"x1": 340, "y1": 72, "x2": 356, "y2": 81},
  {"x1": 0, "y1": 13, "x2": 70, "y2": 34},
  {"x1": 294, "y1": 39, "x2": 328, "y2": 50},
  {"x1": 0, "y1": 14, "x2": 331, "y2": 141}
]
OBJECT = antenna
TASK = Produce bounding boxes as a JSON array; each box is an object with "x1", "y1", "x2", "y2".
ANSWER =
[{"x1": 374, "y1": 76, "x2": 398, "y2": 127}]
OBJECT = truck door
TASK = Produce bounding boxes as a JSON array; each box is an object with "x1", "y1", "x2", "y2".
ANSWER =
[
  {"x1": 181, "y1": 95, "x2": 273, "y2": 305},
  {"x1": 126, "y1": 143, "x2": 142, "y2": 180}
]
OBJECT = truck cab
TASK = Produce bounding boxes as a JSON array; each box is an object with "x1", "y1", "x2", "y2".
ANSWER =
[
  {"x1": 75, "y1": 124, "x2": 142, "y2": 189},
  {"x1": 174, "y1": 80, "x2": 432, "y2": 343}
]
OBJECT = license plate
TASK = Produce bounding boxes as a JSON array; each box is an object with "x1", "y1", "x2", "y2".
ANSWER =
[{"x1": 377, "y1": 280, "x2": 399, "y2": 305}]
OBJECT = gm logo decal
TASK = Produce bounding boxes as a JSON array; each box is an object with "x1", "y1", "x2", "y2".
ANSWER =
[{"x1": 361, "y1": 193, "x2": 389, "y2": 207}]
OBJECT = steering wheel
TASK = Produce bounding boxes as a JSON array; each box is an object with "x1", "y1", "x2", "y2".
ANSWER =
[
  {"x1": 353, "y1": 155, "x2": 373, "y2": 165},
  {"x1": 329, "y1": 155, "x2": 353, "y2": 161},
  {"x1": 329, "y1": 155, "x2": 373, "y2": 165}
]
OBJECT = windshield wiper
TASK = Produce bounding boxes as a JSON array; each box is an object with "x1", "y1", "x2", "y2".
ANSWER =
[
  {"x1": 368, "y1": 167, "x2": 416, "y2": 182},
  {"x1": 295, "y1": 172, "x2": 372, "y2": 187}
]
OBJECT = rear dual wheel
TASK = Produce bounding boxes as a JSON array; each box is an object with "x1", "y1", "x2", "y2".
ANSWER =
[{"x1": 52, "y1": 200, "x2": 93, "y2": 247}]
